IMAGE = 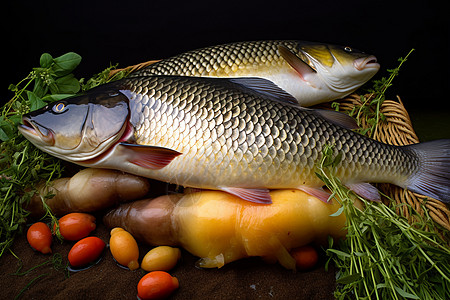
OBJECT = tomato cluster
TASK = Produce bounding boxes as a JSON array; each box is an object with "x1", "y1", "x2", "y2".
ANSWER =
[
  {"x1": 27, "y1": 217, "x2": 180, "y2": 299},
  {"x1": 27, "y1": 213, "x2": 104, "y2": 268}
]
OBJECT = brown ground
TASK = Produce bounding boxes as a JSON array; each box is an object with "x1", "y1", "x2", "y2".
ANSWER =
[{"x1": 0, "y1": 214, "x2": 338, "y2": 300}]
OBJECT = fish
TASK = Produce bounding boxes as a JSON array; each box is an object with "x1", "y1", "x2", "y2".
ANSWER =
[
  {"x1": 18, "y1": 75, "x2": 450, "y2": 204},
  {"x1": 131, "y1": 40, "x2": 380, "y2": 106}
]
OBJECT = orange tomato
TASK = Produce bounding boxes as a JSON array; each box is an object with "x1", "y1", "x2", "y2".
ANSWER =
[
  {"x1": 56, "y1": 213, "x2": 96, "y2": 241},
  {"x1": 109, "y1": 227, "x2": 139, "y2": 270},
  {"x1": 68, "y1": 236, "x2": 105, "y2": 267},
  {"x1": 27, "y1": 222, "x2": 52, "y2": 254},
  {"x1": 290, "y1": 245, "x2": 319, "y2": 270},
  {"x1": 137, "y1": 271, "x2": 179, "y2": 300}
]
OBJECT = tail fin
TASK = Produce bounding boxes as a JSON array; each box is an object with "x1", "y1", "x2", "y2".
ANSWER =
[{"x1": 403, "y1": 139, "x2": 450, "y2": 203}]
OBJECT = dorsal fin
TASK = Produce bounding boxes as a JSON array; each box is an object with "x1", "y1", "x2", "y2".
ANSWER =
[
  {"x1": 228, "y1": 77, "x2": 299, "y2": 105},
  {"x1": 312, "y1": 109, "x2": 359, "y2": 130},
  {"x1": 225, "y1": 77, "x2": 357, "y2": 129}
]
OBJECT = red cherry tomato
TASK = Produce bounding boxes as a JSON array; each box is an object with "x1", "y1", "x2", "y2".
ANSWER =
[
  {"x1": 68, "y1": 236, "x2": 105, "y2": 267},
  {"x1": 291, "y1": 245, "x2": 319, "y2": 270},
  {"x1": 56, "y1": 213, "x2": 96, "y2": 241},
  {"x1": 27, "y1": 222, "x2": 52, "y2": 254},
  {"x1": 137, "y1": 271, "x2": 179, "y2": 300}
]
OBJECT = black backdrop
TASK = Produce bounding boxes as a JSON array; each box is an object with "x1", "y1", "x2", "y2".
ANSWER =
[{"x1": 1, "y1": 0, "x2": 449, "y2": 113}]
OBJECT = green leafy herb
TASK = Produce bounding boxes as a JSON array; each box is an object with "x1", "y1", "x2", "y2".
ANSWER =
[
  {"x1": 0, "y1": 52, "x2": 78, "y2": 257},
  {"x1": 320, "y1": 49, "x2": 450, "y2": 299},
  {"x1": 318, "y1": 145, "x2": 450, "y2": 299},
  {"x1": 0, "y1": 52, "x2": 128, "y2": 258},
  {"x1": 79, "y1": 63, "x2": 131, "y2": 91},
  {"x1": 30, "y1": 52, "x2": 81, "y2": 99}
]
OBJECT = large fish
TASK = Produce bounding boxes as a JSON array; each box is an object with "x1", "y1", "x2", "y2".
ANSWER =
[
  {"x1": 18, "y1": 76, "x2": 449, "y2": 204},
  {"x1": 131, "y1": 40, "x2": 380, "y2": 106}
]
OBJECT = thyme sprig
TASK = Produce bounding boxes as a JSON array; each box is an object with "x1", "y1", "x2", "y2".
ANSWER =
[
  {"x1": 343, "y1": 49, "x2": 415, "y2": 138},
  {"x1": 318, "y1": 145, "x2": 450, "y2": 299}
]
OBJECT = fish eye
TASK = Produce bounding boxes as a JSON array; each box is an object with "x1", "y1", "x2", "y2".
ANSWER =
[
  {"x1": 52, "y1": 102, "x2": 67, "y2": 113},
  {"x1": 344, "y1": 46, "x2": 353, "y2": 52}
]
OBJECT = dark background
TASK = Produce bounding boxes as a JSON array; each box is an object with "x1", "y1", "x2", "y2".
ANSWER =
[{"x1": 1, "y1": 0, "x2": 449, "y2": 139}]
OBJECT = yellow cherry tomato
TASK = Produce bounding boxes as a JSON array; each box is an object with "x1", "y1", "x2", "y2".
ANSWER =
[{"x1": 141, "y1": 246, "x2": 181, "y2": 272}]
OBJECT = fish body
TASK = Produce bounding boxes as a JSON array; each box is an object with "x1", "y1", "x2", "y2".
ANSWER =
[
  {"x1": 131, "y1": 40, "x2": 380, "y2": 106},
  {"x1": 19, "y1": 76, "x2": 450, "y2": 203}
]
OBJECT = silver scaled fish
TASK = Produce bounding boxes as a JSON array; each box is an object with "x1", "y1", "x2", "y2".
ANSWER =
[
  {"x1": 18, "y1": 76, "x2": 450, "y2": 204},
  {"x1": 131, "y1": 40, "x2": 380, "y2": 106}
]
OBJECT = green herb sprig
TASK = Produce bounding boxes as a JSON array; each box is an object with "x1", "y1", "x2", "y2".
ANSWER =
[
  {"x1": 1, "y1": 52, "x2": 82, "y2": 142},
  {"x1": 323, "y1": 49, "x2": 450, "y2": 299},
  {"x1": 345, "y1": 49, "x2": 415, "y2": 138},
  {"x1": 79, "y1": 63, "x2": 131, "y2": 91},
  {"x1": 11, "y1": 253, "x2": 69, "y2": 300},
  {"x1": 318, "y1": 145, "x2": 450, "y2": 299},
  {"x1": 0, "y1": 52, "x2": 128, "y2": 258},
  {"x1": 0, "y1": 52, "x2": 84, "y2": 257}
]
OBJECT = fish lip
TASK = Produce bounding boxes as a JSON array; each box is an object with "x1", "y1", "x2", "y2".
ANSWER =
[
  {"x1": 18, "y1": 118, "x2": 38, "y2": 137},
  {"x1": 19, "y1": 117, "x2": 55, "y2": 146},
  {"x1": 353, "y1": 55, "x2": 380, "y2": 71}
]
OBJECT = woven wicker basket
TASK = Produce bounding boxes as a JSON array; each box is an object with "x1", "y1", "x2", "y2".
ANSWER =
[{"x1": 110, "y1": 61, "x2": 450, "y2": 234}]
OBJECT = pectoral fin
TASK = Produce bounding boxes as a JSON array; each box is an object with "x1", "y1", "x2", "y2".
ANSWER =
[
  {"x1": 278, "y1": 45, "x2": 317, "y2": 85},
  {"x1": 119, "y1": 142, "x2": 182, "y2": 169},
  {"x1": 220, "y1": 187, "x2": 272, "y2": 204}
]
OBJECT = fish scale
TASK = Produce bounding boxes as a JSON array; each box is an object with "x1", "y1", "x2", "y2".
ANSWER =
[{"x1": 123, "y1": 75, "x2": 415, "y2": 191}]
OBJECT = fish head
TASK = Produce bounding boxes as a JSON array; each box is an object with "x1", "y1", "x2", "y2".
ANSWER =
[
  {"x1": 298, "y1": 43, "x2": 380, "y2": 94},
  {"x1": 18, "y1": 87, "x2": 130, "y2": 163}
]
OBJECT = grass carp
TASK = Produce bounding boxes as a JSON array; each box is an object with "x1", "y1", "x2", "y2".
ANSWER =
[
  {"x1": 131, "y1": 40, "x2": 380, "y2": 106},
  {"x1": 18, "y1": 75, "x2": 449, "y2": 204}
]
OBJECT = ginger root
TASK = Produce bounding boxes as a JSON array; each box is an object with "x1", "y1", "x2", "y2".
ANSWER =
[{"x1": 103, "y1": 189, "x2": 360, "y2": 270}]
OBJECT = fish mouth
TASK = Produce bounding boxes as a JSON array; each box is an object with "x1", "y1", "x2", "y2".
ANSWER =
[
  {"x1": 353, "y1": 55, "x2": 380, "y2": 71},
  {"x1": 18, "y1": 117, "x2": 55, "y2": 146}
]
